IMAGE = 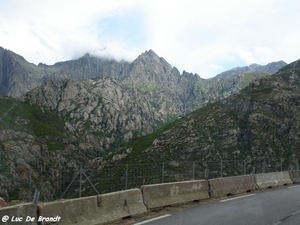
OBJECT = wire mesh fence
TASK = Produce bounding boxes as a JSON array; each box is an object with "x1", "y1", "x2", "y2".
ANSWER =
[{"x1": 0, "y1": 157, "x2": 299, "y2": 203}]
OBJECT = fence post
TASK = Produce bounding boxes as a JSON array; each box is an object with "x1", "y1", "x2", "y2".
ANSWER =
[
  {"x1": 79, "y1": 165, "x2": 82, "y2": 198},
  {"x1": 162, "y1": 163, "x2": 164, "y2": 183},
  {"x1": 29, "y1": 169, "x2": 32, "y2": 201},
  {"x1": 243, "y1": 159, "x2": 246, "y2": 175},
  {"x1": 204, "y1": 167, "x2": 209, "y2": 180},
  {"x1": 192, "y1": 162, "x2": 195, "y2": 180},
  {"x1": 32, "y1": 189, "x2": 40, "y2": 204},
  {"x1": 281, "y1": 158, "x2": 283, "y2": 171},
  {"x1": 220, "y1": 160, "x2": 223, "y2": 178},
  {"x1": 297, "y1": 158, "x2": 299, "y2": 170},
  {"x1": 125, "y1": 164, "x2": 128, "y2": 190},
  {"x1": 252, "y1": 166, "x2": 256, "y2": 174}
]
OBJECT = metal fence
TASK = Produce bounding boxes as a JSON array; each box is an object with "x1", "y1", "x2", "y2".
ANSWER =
[{"x1": 0, "y1": 157, "x2": 299, "y2": 203}]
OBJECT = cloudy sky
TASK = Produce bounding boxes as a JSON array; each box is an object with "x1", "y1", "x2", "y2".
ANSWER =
[{"x1": 0, "y1": 0, "x2": 299, "y2": 78}]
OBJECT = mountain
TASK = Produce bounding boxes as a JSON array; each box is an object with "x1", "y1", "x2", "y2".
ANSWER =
[
  {"x1": 0, "y1": 47, "x2": 44, "y2": 96},
  {"x1": 212, "y1": 61, "x2": 287, "y2": 81},
  {"x1": 84, "y1": 58, "x2": 300, "y2": 192},
  {"x1": 23, "y1": 51, "x2": 287, "y2": 152},
  {"x1": 0, "y1": 46, "x2": 290, "y2": 201}
]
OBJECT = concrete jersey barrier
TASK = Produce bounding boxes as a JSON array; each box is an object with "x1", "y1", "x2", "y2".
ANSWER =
[
  {"x1": 38, "y1": 196, "x2": 105, "y2": 225},
  {"x1": 289, "y1": 170, "x2": 300, "y2": 183},
  {"x1": 38, "y1": 189, "x2": 147, "y2": 225},
  {"x1": 0, "y1": 203, "x2": 37, "y2": 225},
  {"x1": 209, "y1": 175, "x2": 258, "y2": 198},
  {"x1": 254, "y1": 171, "x2": 293, "y2": 189},
  {"x1": 97, "y1": 188, "x2": 147, "y2": 222},
  {"x1": 141, "y1": 180, "x2": 209, "y2": 210},
  {"x1": 2, "y1": 171, "x2": 297, "y2": 224}
]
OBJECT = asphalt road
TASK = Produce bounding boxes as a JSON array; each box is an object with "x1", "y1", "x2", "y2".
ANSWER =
[{"x1": 131, "y1": 185, "x2": 300, "y2": 225}]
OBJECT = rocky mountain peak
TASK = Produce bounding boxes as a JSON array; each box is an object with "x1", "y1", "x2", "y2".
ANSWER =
[
  {"x1": 248, "y1": 63, "x2": 260, "y2": 69},
  {"x1": 135, "y1": 49, "x2": 171, "y2": 68},
  {"x1": 143, "y1": 49, "x2": 157, "y2": 57},
  {"x1": 123, "y1": 49, "x2": 177, "y2": 87},
  {"x1": 140, "y1": 49, "x2": 159, "y2": 59},
  {"x1": 82, "y1": 53, "x2": 92, "y2": 58}
]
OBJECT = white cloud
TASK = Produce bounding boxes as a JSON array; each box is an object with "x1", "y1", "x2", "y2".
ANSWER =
[
  {"x1": 234, "y1": 48, "x2": 255, "y2": 65},
  {"x1": 139, "y1": 0, "x2": 300, "y2": 77},
  {"x1": 0, "y1": 0, "x2": 300, "y2": 77},
  {"x1": 253, "y1": 47, "x2": 274, "y2": 64},
  {"x1": 0, "y1": 0, "x2": 141, "y2": 64}
]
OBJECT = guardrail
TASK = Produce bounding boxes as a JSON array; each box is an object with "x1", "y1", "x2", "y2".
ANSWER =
[{"x1": 1, "y1": 170, "x2": 300, "y2": 225}]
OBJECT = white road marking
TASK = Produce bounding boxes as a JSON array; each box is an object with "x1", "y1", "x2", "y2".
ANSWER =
[
  {"x1": 220, "y1": 194, "x2": 256, "y2": 202},
  {"x1": 272, "y1": 209, "x2": 300, "y2": 225},
  {"x1": 291, "y1": 209, "x2": 300, "y2": 215},
  {"x1": 133, "y1": 214, "x2": 171, "y2": 225},
  {"x1": 287, "y1": 185, "x2": 300, "y2": 189}
]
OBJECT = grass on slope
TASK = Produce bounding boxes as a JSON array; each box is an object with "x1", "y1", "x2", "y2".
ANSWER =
[{"x1": 0, "y1": 97, "x2": 67, "y2": 146}]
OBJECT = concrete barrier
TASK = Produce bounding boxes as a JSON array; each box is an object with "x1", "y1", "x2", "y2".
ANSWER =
[
  {"x1": 38, "y1": 189, "x2": 146, "y2": 225},
  {"x1": 141, "y1": 180, "x2": 209, "y2": 210},
  {"x1": 97, "y1": 188, "x2": 147, "y2": 222},
  {"x1": 38, "y1": 196, "x2": 105, "y2": 225},
  {"x1": 0, "y1": 203, "x2": 37, "y2": 225},
  {"x1": 289, "y1": 170, "x2": 300, "y2": 183},
  {"x1": 254, "y1": 171, "x2": 293, "y2": 189},
  {"x1": 209, "y1": 175, "x2": 258, "y2": 198}
]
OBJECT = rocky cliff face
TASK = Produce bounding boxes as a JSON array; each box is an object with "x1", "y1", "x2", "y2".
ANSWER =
[
  {"x1": 0, "y1": 129, "x2": 82, "y2": 201},
  {"x1": 121, "y1": 50, "x2": 185, "y2": 115},
  {"x1": 0, "y1": 97, "x2": 84, "y2": 201},
  {"x1": 26, "y1": 77, "x2": 168, "y2": 152}
]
